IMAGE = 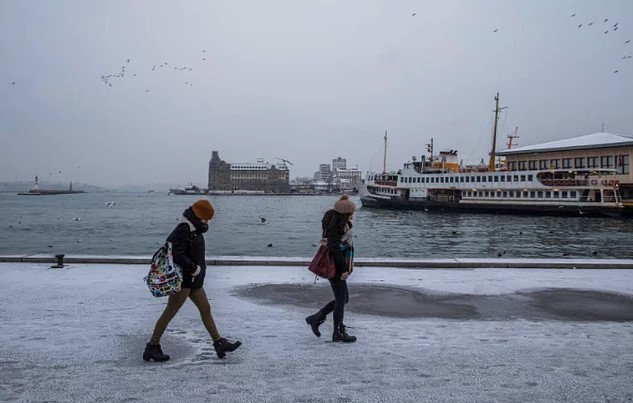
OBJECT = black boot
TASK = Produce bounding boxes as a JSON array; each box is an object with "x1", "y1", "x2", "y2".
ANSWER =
[
  {"x1": 305, "y1": 311, "x2": 326, "y2": 337},
  {"x1": 143, "y1": 343, "x2": 170, "y2": 362},
  {"x1": 213, "y1": 338, "x2": 242, "y2": 359},
  {"x1": 332, "y1": 324, "x2": 356, "y2": 343}
]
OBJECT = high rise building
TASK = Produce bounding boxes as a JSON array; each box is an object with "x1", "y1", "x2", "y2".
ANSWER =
[{"x1": 208, "y1": 151, "x2": 290, "y2": 193}]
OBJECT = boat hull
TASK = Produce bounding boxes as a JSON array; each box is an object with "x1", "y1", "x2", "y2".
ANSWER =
[{"x1": 360, "y1": 195, "x2": 623, "y2": 217}]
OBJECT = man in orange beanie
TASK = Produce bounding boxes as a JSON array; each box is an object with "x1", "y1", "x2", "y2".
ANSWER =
[{"x1": 144, "y1": 199, "x2": 241, "y2": 361}]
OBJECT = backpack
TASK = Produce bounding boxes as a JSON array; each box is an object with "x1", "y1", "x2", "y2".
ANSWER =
[{"x1": 144, "y1": 223, "x2": 188, "y2": 297}]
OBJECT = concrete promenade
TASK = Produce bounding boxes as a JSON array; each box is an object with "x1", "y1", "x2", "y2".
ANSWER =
[{"x1": 1, "y1": 260, "x2": 633, "y2": 402}]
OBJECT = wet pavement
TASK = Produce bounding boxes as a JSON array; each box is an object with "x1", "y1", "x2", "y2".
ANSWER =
[{"x1": 237, "y1": 284, "x2": 633, "y2": 322}]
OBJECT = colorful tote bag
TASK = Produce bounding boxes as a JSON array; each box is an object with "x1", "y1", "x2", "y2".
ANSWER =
[{"x1": 144, "y1": 242, "x2": 183, "y2": 297}]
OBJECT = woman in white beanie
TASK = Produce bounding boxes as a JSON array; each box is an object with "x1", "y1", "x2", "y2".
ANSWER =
[{"x1": 305, "y1": 194, "x2": 357, "y2": 342}]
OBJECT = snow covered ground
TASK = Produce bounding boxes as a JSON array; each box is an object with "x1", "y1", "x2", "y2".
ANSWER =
[{"x1": 1, "y1": 263, "x2": 632, "y2": 402}]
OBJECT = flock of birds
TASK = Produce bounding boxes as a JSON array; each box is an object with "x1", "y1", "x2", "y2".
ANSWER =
[
  {"x1": 98, "y1": 49, "x2": 208, "y2": 92},
  {"x1": 569, "y1": 13, "x2": 632, "y2": 74}
]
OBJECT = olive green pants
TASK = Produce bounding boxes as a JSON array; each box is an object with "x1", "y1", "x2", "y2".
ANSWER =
[{"x1": 149, "y1": 287, "x2": 221, "y2": 344}]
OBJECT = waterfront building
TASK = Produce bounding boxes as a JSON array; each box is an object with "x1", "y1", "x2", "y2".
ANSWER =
[
  {"x1": 318, "y1": 164, "x2": 332, "y2": 183},
  {"x1": 208, "y1": 151, "x2": 290, "y2": 193},
  {"x1": 496, "y1": 132, "x2": 633, "y2": 199},
  {"x1": 335, "y1": 167, "x2": 363, "y2": 191}
]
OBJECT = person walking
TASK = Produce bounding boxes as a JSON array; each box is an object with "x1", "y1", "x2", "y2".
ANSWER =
[
  {"x1": 305, "y1": 194, "x2": 357, "y2": 342},
  {"x1": 143, "y1": 199, "x2": 242, "y2": 361}
]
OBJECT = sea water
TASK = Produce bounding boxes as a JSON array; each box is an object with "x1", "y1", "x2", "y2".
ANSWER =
[{"x1": 0, "y1": 191, "x2": 631, "y2": 259}]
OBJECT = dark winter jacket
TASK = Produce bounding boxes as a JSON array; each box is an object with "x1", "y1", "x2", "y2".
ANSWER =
[
  {"x1": 322, "y1": 209, "x2": 353, "y2": 278},
  {"x1": 168, "y1": 207, "x2": 208, "y2": 289}
]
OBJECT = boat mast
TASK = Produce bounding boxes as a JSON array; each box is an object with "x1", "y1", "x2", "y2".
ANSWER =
[
  {"x1": 489, "y1": 92, "x2": 506, "y2": 171},
  {"x1": 383, "y1": 131, "x2": 388, "y2": 174},
  {"x1": 506, "y1": 126, "x2": 519, "y2": 149}
]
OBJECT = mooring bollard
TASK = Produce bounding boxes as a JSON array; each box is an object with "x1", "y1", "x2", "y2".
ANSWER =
[{"x1": 50, "y1": 254, "x2": 66, "y2": 269}]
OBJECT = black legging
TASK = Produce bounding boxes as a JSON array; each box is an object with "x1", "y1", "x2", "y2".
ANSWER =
[{"x1": 319, "y1": 278, "x2": 349, "y2": 329}]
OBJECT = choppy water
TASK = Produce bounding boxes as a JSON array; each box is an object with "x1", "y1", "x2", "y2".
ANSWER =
[{"x1": 0, "y1": 191, "x2": 631, "y2": 259}]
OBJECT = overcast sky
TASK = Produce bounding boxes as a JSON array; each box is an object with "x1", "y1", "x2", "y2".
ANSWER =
[{"x1": 1, "y1": 0, "x2": 632, "y2": 187}]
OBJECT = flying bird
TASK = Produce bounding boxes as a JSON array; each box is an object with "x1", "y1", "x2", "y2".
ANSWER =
[
  {"x1": 604, "y1": 31, "x2": 609, "y2": 34},
  {"x1": 604, "y1": 18, "x2": 608, "y2": 22},
  {"x1": 411, "y1": 13, "x2": 416, "y2": 16},
  {"x1": 578, "y1": 24, "x2": 582, "y2": 28},
  {"x1": 588, "y1": 22, "x2": 593, "y2": 26},
  {"x1": 492, "y1": 28, "x2": 498, "y2": 32},
  {"x1": 275, "y1": 157, "x2": 294, "y2": 165},
  {"x1": 258, "y1": 216, "x2": 267, "y2": 224},
  {"x1": 11, "y1": 81, "x2": 15, "y2": 85},
  {"x1": 571, "y1": 13, "x2": 576, "y2": 17},
  {"x1": 614, "y1": 70, "x2": 619, "y2": 74},
  {"x1": 625, "y1": 40, "x2": 630, "y2": 44},
  {"x1": 127, "y1": 58, "x2": 130, "y2": 63}
]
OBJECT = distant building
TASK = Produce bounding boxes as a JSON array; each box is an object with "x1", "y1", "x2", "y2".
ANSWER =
[
  {"x1": 319, "y1": 164, "x2": 332, "y2": 183},
  {"x1": 335, "y1": 167, "x2": 363, "y2": 190},
  {"x1": 208, "y1": 151, "x2": 290, "y2": 193},
  {"x1": 332, "y1": 157, "x2": 347, "y2": 171}
]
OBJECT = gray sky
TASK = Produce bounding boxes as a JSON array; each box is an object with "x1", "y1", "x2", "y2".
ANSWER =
[{"x1": 1, "y1": 0, "x2": 632, "y2": 187}]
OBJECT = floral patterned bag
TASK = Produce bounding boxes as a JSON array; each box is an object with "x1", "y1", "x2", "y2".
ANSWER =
[{"x1": 144, "y1": 241, "x2": 183, "y2": 297}]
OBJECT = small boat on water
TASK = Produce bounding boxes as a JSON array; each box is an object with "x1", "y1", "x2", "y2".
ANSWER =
[
  {"x1": 360, "y1": 94, "x2": 624, "y2": 217},
  {"x1": 168, "y1": 185, "x2": 207, "y2": 195},
  {"x1": 17, "y1": 176, "x2": 85, "y2": 196}
]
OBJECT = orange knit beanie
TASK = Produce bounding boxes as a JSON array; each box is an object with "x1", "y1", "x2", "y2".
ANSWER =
[{"x1": 191, "y1": 199, "x2": 215, "y2": 220}]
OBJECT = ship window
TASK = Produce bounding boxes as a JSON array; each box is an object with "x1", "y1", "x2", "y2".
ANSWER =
[
  {"x1": 574, "y1": 157, "x2": 585, "y2": 168},
  {"x1": 476, "y1": 176, "x2": 481, "y2": 182},
  {"x1": 528, "y1": 174, "x2": 533, "y2": 181},
  {"x1": 562, "y1": 158, "x2": 572, "y2": 169},
  {"x1": 440, "y1": 177, "x2": 445, "y2": 183},
  {"x1": 503, "y1": 191, "x2": 508, "y2": 197},
  {"x1": 500, "y1": 176, "x2": 505, "y2": 182},
  {"x1": 460, "y1": 176, "x2": 464, "y2": 182},
  {"x1": 530, "y1": 191, "x2": 535, "y2": 198},
  {"x1": 545, "y1": 191, "x2": 551, "y2": 198},
  {"x1": 538, "y1": 191, "x2": 543, "y2": 198},
  {"x1": 562, "y1": 191, "x2": 568, "y2": 199},
  {"x1": 553, "y1": 191, "x2": 559, "y2": 198},
  {"x1": 513, "y1": 175, "x2": 519, "y2": 182},
  {"x1": 539, "y1": 160, "x2": 549, "y2": 170},
  {"x1": 494, "y1": 175, "x2": 499, "y2": 182},
  {"x1": 587, "y1": 156, "x2": 599, "y2": 168},
  {"x1": 551, "y1": 159, "x2": 561, "y2": 169},
  {"x1": 449, "y1": 177, "x2": 453, "y2": 183},
  {"x1": 490, "y1": 191, "x2": 495, "y2": 198},
  {"x1": 523, "y1": 191, "x2": 528, "y2": 198},
  {"x1": 570, "y1": 191, "x2": 577, "y2": 198},
  {"x1": 465, "y1": 176, "x2": 470, "y2": 183},
  {"x1": 520, "y1": 175, "x2": 526, "y2": 181},
  {"x1": 519, "y1": 161, "x2": 526, "y2": 170},
  {"x1": 528, "y1": 160, "x2": 537, "y2": 170},
  {"x1": 601, "y1": 156, "x2": 614, "y2": 169},
  {"x1": 482, "y1": 176, "x2": 487, "y2": 183},
  {"x1": 507, "y1": 175, "x2": 512, "y2": 182}
]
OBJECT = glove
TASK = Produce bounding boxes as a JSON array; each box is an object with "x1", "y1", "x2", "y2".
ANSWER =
[
  {"x1": 192, "y1": 265, "x2": 201, "y2": 276},
  {"x1": 341, "y1": 271, "x2": 350, "y2": 281}
]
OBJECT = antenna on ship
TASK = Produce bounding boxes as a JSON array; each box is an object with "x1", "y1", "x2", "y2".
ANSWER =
[
  {"x1": 506, "y1": 126, "x2": 519, "y2": 149},
  {"x1": 489, "y1": 92, "x2": 507, "y2": 172},
  {"x1": 383, "y1": 131, "x2": 388, "y2": 174}
]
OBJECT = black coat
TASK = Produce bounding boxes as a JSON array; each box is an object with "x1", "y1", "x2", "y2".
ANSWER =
[
  {"x1": 322, "y1": 209, "x2": 351, "y2": 278},
  {"x1": 168, "y1": 208, "x2": 208, "y2": 289}
]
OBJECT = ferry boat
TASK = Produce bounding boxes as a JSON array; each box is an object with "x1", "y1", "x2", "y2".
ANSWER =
[
  {"x1": 168, "y1": 185, "x2": 207, "y2": 195},
  {"x1": 360, "y1": 95, "x2": 624, "y2": 217}
]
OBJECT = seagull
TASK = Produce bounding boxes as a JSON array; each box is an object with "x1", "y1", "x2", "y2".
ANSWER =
[
  {"x1": 127, "y1": 58, "x2": 130, "y2": 63},
  {"x1": 626, "y1": 40, "x2": 631, "y2": 44},
  {"x1": 11, "y1": 81, "x2": 15, "y2": 85},
  {"x1": 604, "y1": 18, "x2": 608, "y2": 22},
  {"x1": 411, "y1": 13, "x2": 416, "y2": 16},
  {"x1": 588, "y1": 22, "x2": 593, "y2": 26},
  {"x1": 106, "y1": 201, "x2": 116, "y2": 208},
  {"x1": 259, "y1": 216, "x2": 267, "y2": 224},
  {"x1": 614, "y1": 70, "x2": 619, "y2": 74},
  {"x1": 275, "y1": 157, "x2": 294, "y2": 165},
  {"x1": 604, "y1": 31, "x2": 609, "y2": 34},
  {"x1": 571, "y1": 13, "x2": 576, "y2": 17},
  {"x1": 72, "y1": 217, "x2": 81, "y2": 221},
  {"x1": 492, "y1": 28, "x2": 498, "y2": 32},
  {"x1": 578, "y1": 24, "x2": 582, "y2": 28},
  {"x1": 613, "y1": 26, "x2": 618, "y2": 31}
]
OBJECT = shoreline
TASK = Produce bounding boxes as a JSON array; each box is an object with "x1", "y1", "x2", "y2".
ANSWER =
[{"x1": 2, "y1": 254, "x2": 632, "y2": 269}]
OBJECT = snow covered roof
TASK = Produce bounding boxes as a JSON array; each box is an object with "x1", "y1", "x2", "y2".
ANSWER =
[{"x1": 497, "y1": 132, "x2": 633, "y2": 155}]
